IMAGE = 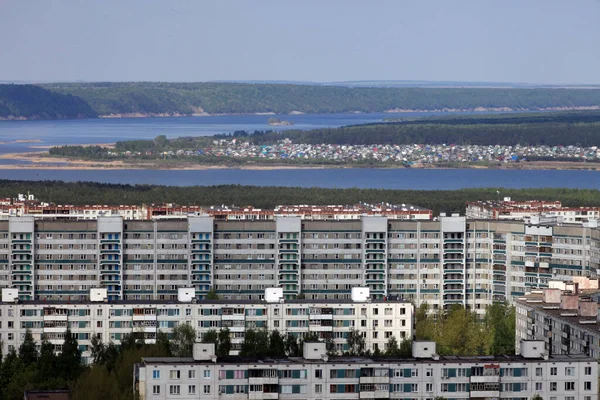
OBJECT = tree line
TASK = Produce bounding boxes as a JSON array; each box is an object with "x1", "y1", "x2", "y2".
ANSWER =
[
  {"x1": 415, "y1": 303, "x2": 515, "y2": 356},
  {"x1": 2, "y1": 180, "x2": 600, "y2": 217},
  {"x1": 42, "y1": 81, "x2": 600, "y2": 116},
  {"x1": 0, "y1": 84, "x2": 96, "y2": 120}
]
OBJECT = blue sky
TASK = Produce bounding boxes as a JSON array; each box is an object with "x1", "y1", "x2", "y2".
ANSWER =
[{"x1": 1, "y1": 0, "x2": 599, "y2": 84}]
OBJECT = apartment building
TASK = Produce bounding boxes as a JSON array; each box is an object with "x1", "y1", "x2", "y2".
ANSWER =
[
  {"x1": 0, "y1": 214, "x2": 598, "y2": 316},
  {"x1": 135, "y1": 340, "x2": 598, "y2": 400},
  {"x1": 466, "y1": 198, "x2": 600, "y2": 224},
  {"x1": 0, "y1": 199, "x2": 432, "y2": 221},
  {"x1": 0, "y1": 287, "x2": 413, "y2": 363},
  {"x1": 515, "y1": 285, "x2": 600, "y2": 359}
]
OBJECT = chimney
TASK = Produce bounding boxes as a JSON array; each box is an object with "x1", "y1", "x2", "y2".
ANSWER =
[
  {"x1": 542, "y1": 288, "x2": 561, "y2": 304},
  {"x1": 578, "y1": 297, "x2": 598, "y2": 318},
  {"x1": 560, "y1": 293, "x2": 579, "y2": 310}
]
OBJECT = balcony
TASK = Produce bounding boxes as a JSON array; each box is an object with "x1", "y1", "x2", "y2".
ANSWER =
[
  {"x1": 222, "y1": 314, "x2": 245, "y2": 321},
  {"x1": 470, "y1": 390, "x2": 500, "y2": 398},
  {"x1": 359, "y1": 391, "x2": 389, "y2": 399},
  {"x1": 248, "y1": 393, "x2": 278, "y2": 400}
]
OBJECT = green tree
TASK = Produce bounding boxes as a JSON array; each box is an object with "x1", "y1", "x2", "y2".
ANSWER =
[
  {"x1": 0, "y1": 348, "x2": 22, "y2": 400},
  {"x1": 90, "y1": 334, "x2": 105, "y2": 365},
  {"x1": 58, "y1": 328, "x2": 82, "y2": 382},
  {"x1": 156, "y1": 330, "x2": 172, "y2": 357},
  {"x1": 531, "y1": 395, "x2": 543, "y2": 400},
  {"x1": 486, "y1": 302, "x2": 516, "y2": 355},
  {"x1": 205, "y1": 287, "x2": 219, "y2": 300},
  {"x1": 103, "y1": 341, "x2": 120, "y2": 373},
  {"x1": 72, "y1": 367, "x2": 119, "y2": 400},
  {"x1": 284, "y1": 334, "x2": 300, "y2": 357},
  {"x1": 325, "y1": 337, "x2": 337, "y2": 356},
  {"x1": 398, "y1": 338, "x2": 413, "y2": 357},
  {"x1": 217, "y1": 328, "x2": 232, "y2": 357},
  {"x1": 385, "y1": 336, "x2": 400, "y2": 356},
  {"x1": 201, "y1": 330, "x2": 219, "y2": 346},
  {"x1": 268, "y1": 330, "x2": 286, "y2": 357},
  {"x1": 154, "y1": 135, "x2": 169, "y2": 148},
  {"x1": 36, "y1": 337, "x2": 60, "y2": 387},
  {"x1": 18, "y1": 329, "x2": 38, "y2": 366},
  {"x1": 240, "y1": 328, "x2": 270, "y2": 358},
  {"x1": 346, "y1": 329, "x2": 366, "y2": 356},
  {"x1": 171, "y1": 323, "x2": 197, "y2": 357}
]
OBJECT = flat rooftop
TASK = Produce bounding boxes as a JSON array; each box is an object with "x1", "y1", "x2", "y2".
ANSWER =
[
  {"x1": 0, "y1": 298, "x2": 410, "y2": 306},
  {"x1": 516, "y1": 292, "x2": 600, "y2": 333},
  {"x1": 140, "y1": 353, "x2": 595, "y2": 366}
]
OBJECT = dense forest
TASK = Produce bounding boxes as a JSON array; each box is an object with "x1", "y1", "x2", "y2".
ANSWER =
[
  {"x1": 2, "y1": 180, "x2": 600, "y2": 216},
  {"x1": 41, "y1": 82, "x2": 600, "y2": 116},
  {"x1": 245, "y1": 111, "x2": 600, "y2": 147},
  {"x1": 0, "y1": 85, "x2": 97, "y2": 120}
]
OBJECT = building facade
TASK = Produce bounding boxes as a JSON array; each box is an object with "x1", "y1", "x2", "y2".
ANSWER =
[
  {"x1": 135, "y1": 340, "x2": 598, "y2": 400},
  {"x1": 0, "y1": 215, "x2": 598, "y2": 317},
  {"x1": 515, "y1": 286, "x2": 600, "y2": 359},
  {"x1": 0, "y1": 289, "x2": 413, "y2": 363},
  {"x1": 466, "y1": 198, "x2": 600, "y2": 224}
]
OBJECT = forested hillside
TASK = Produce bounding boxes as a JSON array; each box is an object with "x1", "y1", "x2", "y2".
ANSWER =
[
  {"x1": 2, "y1": 180, "x2": 600, "y2": 216},
  {"x1": 247, "y1": 111, "x2": 600, "y2": 147},
  {"x1": 42, "y1": 82, "x2": 600, "y2": 116},
  {"x1": 0, "y1": 84, "x2": 97, "y2": 120}
]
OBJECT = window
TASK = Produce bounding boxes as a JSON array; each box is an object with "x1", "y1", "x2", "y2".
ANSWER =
[
  {"x1": 203, "y1": 385, "x2": 210, "y2": 394},
  {"x1": 203, "y1": 370, "x2": 211, "y2": 379},
  {"x1": 152, "y1": 385, "x2": 160, "y2": 395},
  {"x1": 585, "y1": 366, "x2": 592, "y2": 375},
  {"x1": 315, "y1": 369, "x2": 322, "y2": 379},
  {"x1": 535, "y1": 367, "x2": 542, "y2": 376},
  {"x1": 535, "y1": 382, "x2": 542, "y2": 391},
  {"x1": 426, "y1": 383, "x2": 433, "y2": 392},
  {"x1": 188, "y1": 370, "x2": 195, "y2": 379},
  {"x1": 550, "y1": 382, "x2": 557, "y2": 391},
  {"x1": 584, "y1": 381, "x2": 592, "y2": 390},
  {"x1": 564, "y1": 382, "x2": 575, "y2": 391},
  {"x1": 188, "y1": 385, "x2": 196, "y2": 395},
  {"x1": 170, "y1": 370, "x2": 180, "y2": 379},
  {"x1": 315, "y1": 384, "x2": 322, "y2": 393},
  {"x1": 565, "y1": 367, "x2": 575, "y2": 376},
  {"x1": 153, "y1": 370, "x2": 160, "y2": 379},
  {"x1": 169, "y1": 385, "x2": 180, "y2": 395},
  {"x1": 550, "y1": 367, "x2": 557, "y2": 376}
]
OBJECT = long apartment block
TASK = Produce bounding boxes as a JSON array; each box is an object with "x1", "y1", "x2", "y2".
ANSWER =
[
  {"x1": 135, "y1": 340, "x2": 598, "y2": 400},
  {"x1": 0, "y1": 287, "x2": 413, "y2": 363},
  {"x1": 515, "y1": 282, "x2": 600, "y2": 359},
  {"x1": 0, "y1": 215, "x2": 598, "y2": 316}
]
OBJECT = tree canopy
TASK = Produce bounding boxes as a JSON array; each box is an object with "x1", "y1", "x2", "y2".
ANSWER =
[
  {"x1": 3, "y1": 180, "x2": 600, "y2": 217},
  {"x1": 0, "y1": 84, "x2": 96, "y2": 120},
  {"x1": 42, "y1": 82, "x2": 600, "y2": 116}
]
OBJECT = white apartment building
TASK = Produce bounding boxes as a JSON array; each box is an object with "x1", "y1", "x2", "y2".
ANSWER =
[
  {"x1": 135, "y1": 340, "x2": 598, "y2": 400},
  {"x1": 515, "y1": 285, "x2": 600, "y2": 359},
  {"x1": 0, "y1": 214, "x2": 598, "y2": 318},
  {"x1": 466, "y1": 198, "x2": 600, "y2": 224},
  {"x1": 0, "y1": 288, "x2": 413, "y2": 363}
]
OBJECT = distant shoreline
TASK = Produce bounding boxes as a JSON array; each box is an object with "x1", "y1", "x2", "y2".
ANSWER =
[
  {"x1": 1, "y1": 151, "x2": 600, "y2": 171},
  {"x1": 2, "y1": 105, "x2": 600, "y2": 121}
]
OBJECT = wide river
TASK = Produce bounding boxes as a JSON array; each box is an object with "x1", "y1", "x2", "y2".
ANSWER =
[{"x1": 0, "y1": 112, "x2": 598, "y2": 189}]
